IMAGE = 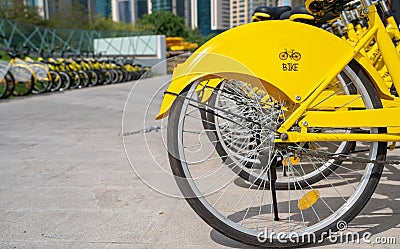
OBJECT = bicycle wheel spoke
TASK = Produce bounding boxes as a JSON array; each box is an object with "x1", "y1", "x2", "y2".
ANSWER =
[{"x1": 167, "y1": 67, "x2": 387, "y2": 247}]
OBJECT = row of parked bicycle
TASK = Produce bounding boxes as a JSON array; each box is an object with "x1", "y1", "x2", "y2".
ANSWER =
[{"x1": 0, "y1": 48, "x2": 152, "y2": 99}]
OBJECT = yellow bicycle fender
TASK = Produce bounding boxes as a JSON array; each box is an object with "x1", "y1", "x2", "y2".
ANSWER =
[{"x1": 156, "y1": 21, "x2": 356, "y2": 120}]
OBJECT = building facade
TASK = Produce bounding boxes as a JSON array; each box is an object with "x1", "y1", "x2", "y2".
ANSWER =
[
  {"x1": 192, "y1": 0, "x2": 211, "y2": 34},
  {"x1": 94, "y1": 0, "x2": 112, "y2": 18},
  {"x1": 231, "y1": 0, "x2": 277, "y2": 28},
  {"x1": 190, "y1": 0, "x2": 230, "y2": 35},
  {"x1": 27, "y1": 0, "x2": 113, "y2": 19},
  {"x1": 149, "y1": 0, "x2": 192, "y2": 26},
  {"x1": 230, "y1": 0, "x2": 247, "y2": 27},
  {"x1": 118, "y1": 0, "x2": 133, "y2": 23},
  {"x1": 210, "y1": 0, "x2": 230, "y2": 30},
  {"x1": 111, "y1": 0, "x2": 149, "y2": 24},
  {"x1": 151, "y1": 0, "x2": 172, "y2": 11},
  {"x1": 9, "y1": 0, "x2": 307, "y2": 34}
]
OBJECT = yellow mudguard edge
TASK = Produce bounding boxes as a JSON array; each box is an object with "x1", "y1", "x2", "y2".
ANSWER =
[{"x1": 155, "y1": 71, "x2": 208, "y2": 120}]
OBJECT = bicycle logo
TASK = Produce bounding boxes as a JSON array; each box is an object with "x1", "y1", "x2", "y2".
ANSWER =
[
  {"x1": 279, "y1": 49, "x2": 302, "y2": 61},
  {"x1": 279, "y1": 49, "x2": 301, "y2": 71}
]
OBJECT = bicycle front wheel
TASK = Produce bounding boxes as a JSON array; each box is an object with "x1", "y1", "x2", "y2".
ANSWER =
[
  {"x1": 68, "y1": 71, "x2": 81, "y2": 89},
  {"x1": 52, "y1": 71, "x2": 69, "y2": 91},
  {"x1": 78, "y1": 70, "x2": 90, "y2": 88},
  {"x1": 0, "y1": 74, "x2": 8, "y2": 98},
  {"x1": 3, "y1": 72, "x2": 15, "y2": 98},
  {"x1": 48, "y1": 71, "x2": 60, "y2": 91},
  {"x1": 30, "y1": 64, "x2": 51, "y2": 93},
  {"x1": 167, "y1": 60, "x2": 387, "y2": 247},
  {"x1": 87, "y1": 70, "x2": 98, "y2": 86}
]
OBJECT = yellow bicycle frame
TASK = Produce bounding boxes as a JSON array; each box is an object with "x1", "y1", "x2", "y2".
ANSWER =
[
  {"x1": 345, "y1": 10, "x2": 400, "y2": 87},
  {"x1": 278, "y1": 5, "x2": 400, "y2": 142}
]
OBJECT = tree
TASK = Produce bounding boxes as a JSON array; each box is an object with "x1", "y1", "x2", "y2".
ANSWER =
[
  {"x1": 185, "y1": 28, "x2": 217, "y2": 47},
  {"x1": 45, "y1": 2, "x2": 89, "y2": 29},
  {"x1": 0, "y1": 0, "x2": 44, "y2": 26},
  {"x1": 88, "y1": 15, "x2": 139, "y2": 32},
  {"x1": 136, "y1": 11, "x2": 187, "y2": 37},
  {"x1": 136, "y1": 11, "x2": 216, "y2": 48}
]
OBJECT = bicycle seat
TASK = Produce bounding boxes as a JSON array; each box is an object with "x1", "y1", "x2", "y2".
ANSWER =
[
  {"x1": 7, "y1": 51, "x2": 18, "y2": 58},
  {"x1": 252, "y1": 6, "x2": 292, "y2": 21},
  {"x1": 290, "y1": 5, "x2": 310, "y2": 15},
  {"x1": 289, "y1": 5, "x2": 315, "y2": 22},
  {"x1": 280, "y1": 10, "x2": 291, "y2": 20}
]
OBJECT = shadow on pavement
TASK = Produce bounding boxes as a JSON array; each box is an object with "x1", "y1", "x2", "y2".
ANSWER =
[{"x1": 210, "y1": 152, "x2": 400, "y2": 248}]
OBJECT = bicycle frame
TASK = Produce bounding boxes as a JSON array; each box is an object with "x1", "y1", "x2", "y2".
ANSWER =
[
  {"x1": 156, "y1": 1, "x2": 400, "y2": 143},
  {"x1": 277, "y1": 3, "x2": 400, "y2": 142},
  {"x1": 342, "y1": 5, "x2": 400, "y2": 87}
]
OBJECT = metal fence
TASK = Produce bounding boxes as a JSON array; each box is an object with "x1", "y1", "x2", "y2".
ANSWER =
[{"x1": 0, "y1": 18, "x2": 154, "y2": 55}]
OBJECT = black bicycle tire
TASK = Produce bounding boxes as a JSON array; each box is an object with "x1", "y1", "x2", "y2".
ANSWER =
[{"x1": 166, "y1": 60, "x2": 387, "y2": 248}]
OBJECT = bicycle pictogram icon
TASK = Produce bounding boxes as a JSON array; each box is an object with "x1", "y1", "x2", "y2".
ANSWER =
[{"x1": 279, "y1": 49, "x2": 302, "y2": 61}]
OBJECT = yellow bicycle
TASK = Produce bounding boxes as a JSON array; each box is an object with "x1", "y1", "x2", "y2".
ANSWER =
[
  {"x1": 7, "y1": 52, "x2": 35, "y2": 96},
  {"x1": 156, "y1": 0, "x2": 400, "y2": 247},
  {"x1": 0, "y1": 59, "x2": 14, "y2": 99}
]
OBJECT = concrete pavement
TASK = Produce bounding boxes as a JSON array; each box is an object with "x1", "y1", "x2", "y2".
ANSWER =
[{"x1": 0, "y1": 75, "x2": 399, "y2": 248}]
